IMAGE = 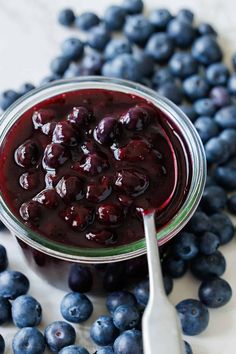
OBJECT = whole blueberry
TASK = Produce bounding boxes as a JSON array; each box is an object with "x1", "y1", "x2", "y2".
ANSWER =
[
  {"x1": 61, "y1": 38, "x2": 84, "y2": 61},
  {"x1": 199, "y1": 232, "x2": 220, "y2": 255},
  {"x1": 158, "y1": 82, "x2": 183, "y2": 105},
  {"x1": 214, "y1": 166, "x2": 236, "y2": 190},
  {"x1": 68, "y1": 264, "x2": 93, "y2": 293},
  {"x1": 113, "y1": 329, "x2": 143, "y2": 354},
  {"x1": 197, "y1": 23, "x2": 217, "y2": 37},
  {"x1": 13, "y1": 327, "x2": 46, "y2": 354},
  {"x1": 45, "y1": 321, "x2": 76, "y2": 352},
  {"x1": 50, "y1": 56, "x2": 70, "y2": 76},
  {"x1": 152, "y1": 67, "x2": 175, "y2": 89},
  {"x1": 205, "y1": 137, "x2": 231, "y2": 164},
  {"x1": 220, "y1": 129, "x2": 236, "y2": 155},
  {"x1": 0, "y1": 244, "x2": 8, "y2": 272},
  {"x1": 169, "y1": 52, "x2": 198, "y2": 79},
  {"x1": 0, "y1": 270, "x2": 29, "y2": 300},
  {"x1": 228, "y1": 73, "x2": 236, "y2": 95},
  {"x1": 210, "y1": 86, "x2": 231, "y2": 107},
  {"x1": 184, "y1": 341, "x2": 193, "y2": 354},
  {"x1": 199, "y1": 277, "x2": 232, "y2": 308},
  {"x1": 210, "y1": 213, "x2": 235, "y2": 245},
  {"x1": 104, "y1": 6, "x2": 126, "y2": 31},
  {"x1": 206, "y1": 63, "x2": 229, "y2": 86},
  {"x1": 192, "y1": 35, "x2": 223, "y2": 65},
  {"x1": 81, "y1": 52, "x2": 104, "y2": 75},
  {"x1": 94, "y1": 116, "x2": 121, "y2": 145},
  {"x1": 0, "y1": 296, "x2": 11, "y2": 324},
  {"x1": 113, "y1": 304, "x2": 140, "y2": 331},
  {"x1": 87, "y1": 25, "x2": 111, "y2": 51},
  {"x1": 188, "y1": 211, "x2": 211, "y2": 235},
  {"x1": 75, "y1": 12, "x2": 100, "y2": 30},
  {"x1": 40, "y1": 74, "x2": 61, "y2": 85},
  {"x1": 167, "y1": 19, "x2": 195, "y2": 48},
  {"x1": 190, "y1": 251, "x2": 226, "y2": 280},
  {"x1": 214, "y1": 105, "x2": 236, "y2": 129},
  {"x1": 0, "y1": 90, "x2": 20, "y2": 110},
  {"x1": 172, "y1": 232, "x2": 199, "y2": 260},
  {"x1": 183, "y1": 74, "x2": 209, "y2": 101},
  {"x1": 90, "y1": 316, "x2": 119, "y2": 346},
  {"x1": 95, "y1": 347, "x2": 114, "y2": 354},
  {"x1": 162, "y1": 255, "x2": 188, "y2": 278},
  {"x1": 124, "y1": 15, "x2": 154, "y2": 46},
  {"x1": 145, "y1": 33, "x2": 174, "y2": 63},
  {"x1": 134, "y1": 52, "x2": 154, "y2": 78},
  {"x1": 176, "y1": 299, "x2": 209, "y2": 336},
  {"x1": 163, "y1": 274, "x2": 173, "y2": 295},
  {"x1": 177, "y1": 8, "x2": 194, "y2": 24},
  {"x1": 59, "y1": 345, "x2": 89, "y2": 354},
  {"x1": 64, "y1": 63, "x2": 81, "y2": 79},
  {"x1": 228, "y1": 194, "x2": 236, "y2": 214},
  {"x1": 149, "y1": 8, "x2": 172, "y2": 30},
  {"x1": 12, "y1": 295, "x2": 42, "y2": 328},
  {"x1": 194, "y1": 99, "x2": 216, "y2": 116},
  {"x1": 201, "y1": 186, "x2": 227, "y2": 213},
  {"x1": 102, "y1": 54, "x2": 142, "y2": 82},
  {"x1": 205, "y1": 175, "x2": 217, "y2": 187},
  {"x1": 19, "y1": 83, "x2": 35, "y2": 96},
  {"x1": 134, "y1": 279, "x2": 149, "y2": 308},
  {"x1": 105, "y1": 39, "x2": 132, "y2": 61},
  {"x1": 225, "y1": 156, "x2": 236, "y2": 169},
  {"x1": 60, "y1": 292, "x2": 93, "y2": 323},
  {"x1": 194, "y1": 116, "x2": 219, "y2": 143},
  {"x1": 179, "y1": 105, "x2": 197, "y2": 122},
  {"x1": 58, "y1": 9, "x2": 75, "y2": 27},
  {"x1": 0, "y1": 335, "x2": 4, "y2": 354},
  {"x1": 106, "y1": 290, "x2": 137, "y2": 314},
  {"x1": 121, "y1": 0, "x2": 144, "y2": 14},
  {"x1": 103, "y1": 263, "x2": 126, "y2": 292}
]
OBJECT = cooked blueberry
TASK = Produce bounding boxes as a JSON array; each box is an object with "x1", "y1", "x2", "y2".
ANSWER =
[
  {"x1": 61, "y1": 38, "x2": 84, "y2": 61},
  {"x1": 214, "y1": 105, "x2": 236, "y2": 129},
  {"x1": 145, "y1": 33, "x2": 174, "y2": 63},
  {"x1": 197, "y1": 22, "x2": 217, "y2": 36},
  {"x1": 158, "y1": 82, "x2": 183, "y2": 105},
  {"x1": 177, "y1": 8, "x2": 194, "y2": 24},
  {"x1": 90, "y1": 316, "x2": 119, "y2": 346},
  {"x1": 199, "y1": 232, "x2": 220, "y2": 255},
  {"x1": 199, "y1": 277, "x2": 232, "y2": 308},
  {"x1": 33, "y1": 189, "x2": 59, "y2": 209},
  {"x1": 188, "y1": 211, "x2": 211, "y2": 234},
  {"x1": 169, "y1": 52, "x2": 198, "y2": 79},
  {"x1": 149, "y1": 8, "x2": 172, "y2": 30},
  {"x1": 67, "y1": 106, "x2": 92, "y2": 127},
  {"x1": 0, "y1": 296, "x2": 11, "y2": 324},
  {"x1": 13, "y1": 327, "x2": 45, "y2": 354},
  {"x1": 0, "y1": 89, "x2": 20, "y2": 110},
  {"x1": 134, "y1": 279, "x2": 149, "y2": 308},
  {"x1": 172, "y1": 232, "x2": 199, "y2": 260},
  {"x1": 190, "y1": 251, "x2": 226, "y2": 280},
  {"x1": 73, "y1": 153, "x2": 109, "y2": 176},
  {"x1": 87, "y1": 25, "x2": 111, "y2": 51},
  {"x1": 0, "y1": 334, "x2": 4, "y2": 354},
  {"x1": 61, "y1": 205, "x2": 94, "y2": 231},
  {"x1": 97, "y1": 203, "x2": 123, "y2": 225},
  {"x1": 50, "y1": 56, "x2": 70, "y2": 76},
  {"x1": 121, "y1": 0, "x2": 143, "y2": 14},
  {"x1": 104, "y1": 6, "x2": 126, "y2": 31},
  {"x1": 58, "y1": 8, "x2": 75, "y2": 26},
  {"x1": 201, "y1": 186, "x2": 227, "y2": 213},
  {"x1": 45, "y1": 321, "x2": 76, "y2": 352},
  {"x1": 86, "y1": 230, "x2": 117, "y2": 246},
  {"x1": 183, "y1": 74, "x2": 209, "y2": 101},
  {"x1": 0, "y1": 270, "x2": 29, "y2": 300},
  {"x1": 106, "y1": 291, "x2": 137, "y2": 314},
  {"x1": 0, "y1": 245, "x2": 8, "y2": 272},
  {"x1": 113, "y1": 329, "x2": 143, "y2": 354},
  {"x1": 113, "y1": 304, "x2": 140, "y2": 331},
  {"x1": 19, "y1": 83, "x2": 35, "y2": 95},
  {"x1": 162, "y1": 255, "x2": 188, "y2": 278},
  {"x1": 206, "y1": 63, "x2": 229, "y2": 86},
  {"x1": 68, "y1": 264, "x2": 93, "y2": 293},
  {"x1": 120, "y1": 105, "x2": 152, "y2": 131},
  {"x1": 115, "y1": 138, "x2": 151, "y2": 161},
  {"x1": 192, "y1": 35, "x2": 223, "y2": 65},
  {"x1": 194, "y1": 116, "x2": 219, "y2": 143},
  {"x1": 228, "y1": 194, "x2": 236, "y2": 214},
  {"x1": 205, "y1": 137, "x2": 231, "y2": 164},
  {"x1": 86, "y1": 177, "x2": 112, "y2": 203},
  {"x1": 210, "y1": 213, "x2": 234, "y2": 245},
  {"x1": 134, "y1": 52, "x2": 154, "y2": 78},
  {"x1": 194, "y1": 99, "x2": 216, "y2": 116},
  {"x1": 43, "y1": 143, "x2": 70, "y2": 169},
  {"x1": 32, "y1": 108, "x2": 56, "y2": 129},
  {"x1": 152, "y1": 67, "x2": 174, "y2": 89},
  {"x1": 81, "y1": 52, "x2": 104, "y2": 75},
  {"x1": 105, "y1": 39, "x2": 132, "y2": 61},
  {"x1": 15, "y1": 140, "x2": 39, "y2": 168},
  {"x1": 19, "y1": 200, "x2": 41, "y2": 222},
  {"x1": 59, "y1": 345, "x2": 89, "y2": 354},
  {"x1": 52, "y1": 121, "x2": 78, "y2": 146},
  {"x1": 167, "y1": 19, "x2": 195, "y2": 48},
  {"x1": 95, "y1": 347, "x2": 114, "y2": 354},
  {"x1": 210, "y1": 86, "x2": 231, "y2": 107},
  {"x1": 75, "y1": 12, "x2": 100, "y2": 30},
  {"x1": 114, "y1": 169, "x2": 149, "y2": 197},
  {"x1": 60, "y1": 292, "x2": 93, "y2": 323},
  {"x1": 179, "y1": 105, "x2": 197, "y2": 122},
  {"x1": 214, "y1": 166, "x2": 236, "y2": 190},
  {"x1": 124, "y1": 15, "x2": 154, "y2": 46},
  {"x1": 12, "y1": 295, "x2": 42, "y2": 328},
  {"x1": 56, "y1": 176, "x2": 83, "y2": 202},
  {"x1": 176, "y1": 299, "x2": 209, "y2": 335},
  {"x1": 184, "y1": 341, "x2": 193, "y2": 354},
  {"x1": 94, "y1": 116, "x2": 121, "y2": 145}
]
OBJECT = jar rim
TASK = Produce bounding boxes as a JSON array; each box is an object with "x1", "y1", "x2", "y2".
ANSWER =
[{"x1": 0, "y1": 76, "x2": 206, "y2": 264}]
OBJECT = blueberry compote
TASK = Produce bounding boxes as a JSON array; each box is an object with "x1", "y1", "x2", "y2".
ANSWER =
[{"x1": 0, "y1": 89, "x2": 191, "y2": 248}]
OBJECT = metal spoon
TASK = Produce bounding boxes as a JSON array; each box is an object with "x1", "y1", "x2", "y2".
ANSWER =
[{"x1": 142, "y1": 211, "x2": 185, "y2": 354}]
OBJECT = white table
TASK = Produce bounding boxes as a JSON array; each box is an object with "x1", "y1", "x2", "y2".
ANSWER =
[{"x1": 0, "y1": 1, "x2": 236, "y2": 353}]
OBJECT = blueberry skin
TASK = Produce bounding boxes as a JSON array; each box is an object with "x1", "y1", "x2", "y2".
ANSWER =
[
  {"x1": 205, "y1": 175, "x2": 217, "y2": 188},
  {"x1": 104, "y1": 6, "x2": 126, "y2": 31},
  {"x1": 121, "y1": 0, "x2": 144, "y2": 14},
  {"x1": 113, "y1": 304, "x2": 140, "y2": 331},
  {"x1": 87, "y1": 25, "x2": 111, "y2": 51},
  {"x1": 214, "y1": 166, "x2": 236, "y2": 190},
  {"x1": 162, "y1": 255, "x2": 188, "y2": 278},
  {"x1": 95, "y1": 347, "x2": 114, "y2": 354},
  {"x1": 194, "y1": 116, "x2": 219, "y2": 143},
  {"x1": 220, "y1": 129, "x2": 236, "y2": 156},
  {"x1": 19, "y1": 83, "x2": 35, "y2": 96},
  {"x1": 179, "y1": 105, "x2": 197, "y2": 122},
  {"x1": 0, "y1": 244, "x2": 8, "y2": 272},
  {"x1": 124, "y1": 15, "x2": 154, "y2": 46},
  {"x1": 228, "y1": 73, "x2": 236, "y2": 95},
  {"x1": 58, "y1": 9, "x2": 75, "y2": 27},
  {"x1": 210, "y1": 86, "x2": 231, "y2": 108},
  {"x1": 163, "y1": 274, "x2": 173, "y2": 295},
  {"x1": 205, "y1": 137, "x2": 231, "y2": 164},
  {"x1": 199, "y1": 232, "x2": 220, "y2": 255},
  {"x1": 206, "y1": 63, "x2": 229, "y2": 86},
  {"x1": 0, "y1": 296, "x2": 11, "y2": 324},
  {"x1": 45, "y1": 321, "x2": 76, "y2": 352},
  {"x1": 145, "y1": 33, "x2": 174, "y2": 63},
  {"x1": 177, "y1": 8, "x2": 194, "y2": 24},
  {"x1": 61, "y1": 38, "x2": 84, "y2": 61},
  {"x1": 197, "y1": 23, "x2": 217, "y2": 37},
  {"x1": 75, "y1": 12, "x2": 100, "y2": 30},
  {"x1": 134, "y1": 279, "x2": 149, "y2": 308},
  {"x1": 81, "y1": 52, "x2": 104, "y2": 75},
  {"x1": 201, "y1": 186, "x2": 227, "y2": 213},
  {"x1": 105, "y1": 39, "x2": 132, "y2": 61},
  {"x1": 228, "y1": 194, "x2": 236, "y2": 214},
  {"x1": 167, "y1": 19, "x2": 195, "y2": 48},
  {"x1": 194, "y1": 99, "x2": 216, "y2": 116},
  {"x1": 103, "y1": 263, "x2": 126, "y2": 292},
  {"x1": 90, "y1": 316, "x2": 119, "y2": 346},
  {"x1": 0, "y1": 270, "x2": 29, "y2": 300},
  {"x1": 152, "y1": 68, "x2": 175, "y2": 89},
  {"x1": 158, "y1": 82, "x2": 183, "y2": 105},
  {"x1": 188, "y1": 211, "x2": 211, "y2": 235},
  {"x1": 214, "y1": 105, "x2": 236, "y2": 129},
  {"x1": 149, "y1": 8, "x2": 172, "y2": 30},
  {"x1": 176, "y1": 299, "x2": 209, "y2": 336},
  {"x1": 190, "y1": 251, "x2": 226, "y2": 280},
  {"x1": 12, "y1": 295, "x2": 42, "y2": 328},
  {"x1": 106, "y1": 290, "x2": 137, "y2": 314},
  {"x1": 113, "y1": 329, "x2": 143, "y2": 354},
  {"x1": 0, "y1": 90, "x2": 20, "y2": 110},
  {"x1": 184, "y1": 341, "x2": 193, "y2": 354},
  {"x1": 134, "y1": 52, "x2": 154, "y2": 78},
  {"x1": 0, "y1": 334, "x2": 5, "y2": 354},
  {"x1": 199, "y1": 277, "x2": 232, "y2": 308},
  {"x1": 13, "y1": 327, "x2": 46, "y2": 354},
  {"x1": 50, "y1": 56, "x2": 70, "y2": 76},
  {"x1": 58, "y1": 345, "x2": 89, "y2": 354},
  {"x1": 192, "y1": 35, "x2": 223, "y2": 65},
  {"x1": 102, "y1": 54, "x2": 142, "y2": 82},
  {"x1": 64, "y1": 63, "x2": 82, "y2": 79},
  {"x1": 169, "y1": 52, "x2": 198, "y2": 79},
  {"x1": 60, "y1": 292, "x2": 93, "y2": 323},
  {"x1": 68, "y1": 264, "x2": 93, "y2": 293},
  {"x1": 183, "y1": 74, "x2": 209, "y2": 101},
  {"x1": 172, "y1": 232, "x2": 199, "y2": 260},
  {"x1": 210, "y1": 213, "x2": 235, "y2": 245}
]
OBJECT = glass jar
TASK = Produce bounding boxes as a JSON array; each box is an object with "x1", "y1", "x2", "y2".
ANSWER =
[{"x1": 0, "y1": 77, "x2": 206, "y2": 292}]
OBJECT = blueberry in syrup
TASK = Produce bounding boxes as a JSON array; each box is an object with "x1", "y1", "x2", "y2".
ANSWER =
[
  {"x1": 67, "y1": 106, "x2": 92, "y2": 127},
  {"x1": 119, "y1": 105, "x2": 152, "y2": 131},
  {"x1": 19, "y1": 172, "x2": 39, "y2": 191},
  {"x1": 32, "y1": 108, "x2": 56, "y2": 130},
  {"x1": 61, "y1": 205, "x2": 94, "y2": 231},
  {"x1": 86, "y1": 230, "x2": 117, "y2": 245},
  {"x1": 114, "y1": 169, "x2": 149, "y2": 197},
  {"x1": 33, "y1": 189, "x2": 60, "y2": 209},
  {"x1": 94, "y1": 116, "x2": 121, "y2": 145},
  {"x1": 43, "y1": 143, "x2": 70, "y2": 169},
  {"x1": 19, "y1": 200, "x2": 41, "y2": 222},
  {"x1": 73, "y1": 153, "x2": 109, "y2": 176},
  {"x1": 86, "y1": 176, "x2": 112, "y2": 203},
  {"x1": 14, "y1": 140, "x2": 39, "y2": 168},
  {"x1": 115, "y1": 138, "x2": 151, "y2": 161},
  {"x1": 52, "y1": 121, "x2": 78, "y2": 146},
  {"x1": 56, "y1": 176, "x2": 84, "y2": 202},
  {"x1": 41, "y1": 121, "x2": 57, "y2": 136},
  {"x1": 96, "y1": 203, "x2": 123, "y2": 225}
]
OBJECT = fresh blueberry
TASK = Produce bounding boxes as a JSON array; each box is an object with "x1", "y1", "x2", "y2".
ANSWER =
[
  {"x1": 61, "y1": 38, "x2": 84, "y2": 61},
  {"x1": 102, "y1": 54, "x2": 142, "y2": 82},
  {"x1": 183, "y1": 74, "x2": 209, "y2": 101},
  {"x1": 0, "y1": 90, "x2": 20, "y2": 110},
  {"x1": 0, "y1": 296, "x2": 11, "y2": 324},
  {"x1": 134, "y1": 279, "x2": 149, "y2": 308},
  {"x1": 209, "y1": 86, "x2": 231, "y2": 107},
  {"x1": 106, "y1": 290, "x2": 137, "y2": 314},
  {"x1": 177, "y1": 8, "x2": 194, "y2": 24},
  {"x1": 81, "y1": 52, "x2": 104, "y2": 75},
  {"x1": 104, "y1": 39, "x2": 132, "y2": 61},
  {"x1": 0, "y1": 245, "x2": 8, "y2": 272},
  {"x1": 214, "y1": 105, "x2": 236, "y2": 129},
  {"x1": 184, "y1": 341, "x2": 193, "y2": 354},
  {"x1": 60, "y1": 292, "x2": 93, "y2": 323},
  {"x1": 210, "y1": 213, "x2": 235, "y2": 245},
  {"x1": 194, "y1": 99, "x2": 216, "y2": 116},
  {"x1": 103, "y1": 263, "x2": 126, "y2": 292},
  {"x1": 145, "y1": 33, "x2": 174, "y2": 63},
  {"x1": 64, "y1": 63, "x2": 81, "y2": 79},
  {"x1": 121, "y1": 0, "x2": 144, "y2": 14},
  {"x1": 197, "y1": 23, "x2": 217, "y2": 36},
  {"x1": 0, "y1": 270, "x2": 29, "y2": 300},
  {"x1": 220, "y1": 129, "x2": 236, "y2": 156},
  {"x1": 87, "y1": 25, "x2": 111, "y2": 51},
  {"x1": 163, "y1": 274, "x2": 173, "y2": 295},
  {"x1": 50, "y1": 56, "x2": 70, "y2": 76},
  {"x1": 12, "y1": 295, "x2": 42, "y2": 328},
  {"x1": 224, "y1": 156, "x2": 236, "y2": 169},
  {"x1": 68, "y1": 264, "x2": 93, "y2": 293},
  {"x1": 40, "y1": 74, "x2": 61, "y2": 85},
  {"x1": 188, "y1": 211, "x2": 211, "y2": 235},
  {"x1": 134, "y1": 52, "x2": 154, "y2": 78},
  {"x1": 190, "y1": 251, "x2": 226, "y2": 280},
  {"x1": 192, "y1": 35, "x2": 223, "y2": 65},
  {"x1": 113, "y1": 304, "x2": 140, "y2": 331},
  {"x1": 124, "y1": 15, "x2": 154, "y2": 46},
  {"x1": 205, "y1": 137, "x2": 231, "y2": 164},
  {"x1": 162, "y1": 254, "x2": 188, "y2": 278},
  {"x1": 214, "y1": 166, "x2": 236, "y2": 190},
  {"x1": 172, "y1": 232, "x2": 199, "y2": 260},
  {"x1": 45, "y1": 321, "x2": 76, "y2": 352},
  {"x1": 13, "y1": 327, "x2": 46, "y2": 354},
  {"x1": 167, "y1": 19, "x2": 195, "y2": 48},
  {"x1": 149, "y1": 8, "x2": 172, "y2": 30},
  {"x1": 194, "y1": 116, "x2": 219, "y2": 143},
  {"x1": 90, "y1": 315, "x2": 119, "y2": 346},
  {"x1": 58, "y1": 345, "x2": 89, "y2": 354},
  {"x1": 199, "y1": 231, "x2": 220, "y2": 255},
  {"x1": 228, "y1": 194, "x2": 236, "y2": 214},
  {"x1": 58, "y1": 9, "x2": 75, "y2": 27},
  {"x1": 113, "y1": 329, "x2": 143, "y2": 354},
  {"x1": 0, "y1": 335, "x2": 4, "y2": 354},
  {"x1": 228, "y1": 73, "x2": 236, "y2": 95},
  {"x1": 206, "y1": 63, "x2": 229, "y2": 86},
  {"x1": 199, "y1": 277, "x2": 232, "y2": 308},
  {"x1": 201, "y1": 186, "x2": 227, "y2": 213},
  {"x1": 205, "y1": 175, "x2": 217, "y2": 187},
  {"x1": 152, "y1": 67, "x2": 175, "y2": 89},
  {"x1": 95, "y1": 347, "x2": 114, "y2": 354},
  {"x1": 179, "y1": 105, "x2": 197, "y2": 122},
  {"x1": 176, "y1": 299, "x2": 209, "y2": 336},
  {"x1": 104, "y1": 6, "x2": 126, "y2": 31},
  {"x1": 169, "y1": 52, "x2": 198, "y2": 79},
  {"x1": 75, "y1": 12, "x2": 100, "y2": 30},
  {"x1": 158, "y1": 82, "x2": 183, "y2": 105},
  {"x1": 19, "y1": 83, "x2": 35, "y2": 96}
]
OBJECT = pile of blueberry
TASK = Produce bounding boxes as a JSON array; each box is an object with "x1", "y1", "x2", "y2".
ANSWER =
[{"x1": 0, "y1": 0, "x2": 236, "y2": 353}]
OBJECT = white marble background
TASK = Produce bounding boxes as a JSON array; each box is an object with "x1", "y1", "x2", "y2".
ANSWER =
[{"x1": 0, "y1": 0, "x2": 236, "y2": 353}]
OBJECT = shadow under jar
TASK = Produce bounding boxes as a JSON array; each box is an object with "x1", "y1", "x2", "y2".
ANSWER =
[{"x1": 0, "y1": 77, "x2": 206, "y2": 293}]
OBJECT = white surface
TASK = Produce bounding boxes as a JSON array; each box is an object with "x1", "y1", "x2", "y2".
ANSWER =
[{"x1": 0, "y1": 0, "x2": 236, "y2": 353}]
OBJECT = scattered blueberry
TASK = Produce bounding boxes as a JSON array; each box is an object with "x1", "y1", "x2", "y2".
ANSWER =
[
  {"x1": 183, "y1": 74, "x2": 209, "y2": 101},
  {"x1": 228, "y1": 73, "x2": 236, "y2": 95},
  {"x1": 167, "y1": 19, "x2": 195, "y2": 48},
  {"x1": 214, "y1": 105, "x2": 236, "y2": 129},
  {"x1": 113, "y1": 329, "x2": 143, "y2": 354},
  {"x1": 81, "y1": 52, "x2": 104, "y2": 75},
  {"x1": 172, "y1": 232, "x2": 199, "y2": 260},
  {"x1": 0, "y1": 296, "x2": 11, "y2": 324},
  {"x1": 19, "y1": 83, "x2": 35, "y2": 96},
  {"x1": 50, "y1": 56, "x2": 70, "y2": 76},
  {"x1": 104, "y1": 38, "x2": 132, "y2": 61},
  {"x1": 184, "y1": 341, "x2": 193, "y2": 354},
  {"x1": 145, "y1": 33, "x2": 174, "y2": 63},
  {"x1": 64, "y1": 63, "x2": 81, "y2": 78},
  {"x1": 169, "y1": 52, "x2": 198, "y2": 79},
  {"x1": 162, "y1": 254, "x2": 188, "y2": 278},
  {"x1": 210, "y1": 86, "x2": 231, "y2": 107},
  {"x1": 0, "y1": 270, "x2": 29, "y2": 299},
  {"x1": 121, "y1": 0, "x2": 144, "y2": 14},
  {"x1": 197, "y1": 22, "x2": 217, "y2": 36},
  {"x1": 205, "y1": 137, "x2": 231, "y2": 164},
  {"x1": 194, "y1": 116, "x2": 219, "y2": 143},
  {"x1": 194, "y1": 98, "x2": 216, "y2": 116},
  {"x1": 205, "y1": 175, "x2": 217, "y2": 187},
  {"x1": 61, "y1": 38, "x2": 84, "y2": 61},
  {"x1": 228, "y1": 194, "x2": 236, "y2": 214},
  {"x1": 157, "y1": 82, "x2": 183, "y2": 105},
  {"x1": 0, "y1": 335, "x2": 4, "y2": 354},
  {"x1": 90, "y1": 315, "x2": 119, "y2": 346},
  {"x1": 149, "y1": 8, "x2": 172, "y2": 30},
  {"x1": 102, "y1": 54, "x2": 142, "y2": 82},
  {"x1": 152, "y1": 67, "x2": 175, "y2": 89},
  {"x1": 134, "y1": 52, "x2": 154, "y2": 78},
  {"x1": 75, "y1": 12, "x2": 100, "y2": 30},
  {"x1": 59, "y1": 345, "x2": 89, "y2": 354},
  {"x1": 113, "y1": 304, "x2": 140, "y2": 331},
  {"x1": 95, "y1": 347, "x2": 114, "y2": 354},
  {"x1": 45, "y1": 321, "x2": 76, "y2": 352},
  {"x1": 177, "y1": 8, "x2": 194, "y2": 24},
  {"x1": 124, "y1": 15, "x2": 154, "y2": 46},
  {"x1": 60, "y1": 292, "x2": 93, "y2": 323},
  {"x1": 214, "y1": 166, "x2": 236, "y2": 190},
  {"x1": 206, "y1": 63, "x2": 229, "y2": 86},
  {"x1": 210, "y1": 213, "x2": 235, "y2": 245},
  {"x1": 134, "y1": 279, "x2": 149, "y2": 308},
  {"x1": 201, "y1": 186, "x2": 227, "y2": 213},
  {"x1": 192, "y1": 35, "x2": 223, "y2": 65},
  {"x1": 68, "y1": 264, "x2": 93, "y2": 293},
  {"x1": 87, "y1": 25, "x2": 111, "y2": 51},
  {"x1": 12, "y1": 295, "x2": 42, "y2": 328},
  {"x1": 58, "y1": 9, "x2": 75, "y2": 27},
  {"x1": 0, "y1": 90, "x2": 20, "y2": 110},
  {"x1": 104, "y1": 6, "x2": 126, "y2": 31},
  {"x1": 0, "y1": 244, "x2": 8, "y2": 272},
  {"x1": 220, "y1": 128, "x2": 236, "y2": 155},
  {"x1": 199, "y1": 277, "x2": 232, "y2": 308},
  {"x1": 188, "y1": 211, "x2": 211, "y2": 234},
  {"x1": 199, "y1": 232, "x2": 220, "y2": 255},
  {"x1": 13, "y1": 327, "x2": 46, "y2": 354},
  {"x1": 106, "y1": 290, "x2": 137, "y2": 314},
  {"x1": 190, "y1": 251, "x2": 226, "y2": 280},
  {"x1": 179, "y1": 105, "x2": 197, "y2": 122}
]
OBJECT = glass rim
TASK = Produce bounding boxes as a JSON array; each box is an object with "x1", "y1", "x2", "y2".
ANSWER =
[{"x1": 0, "y1": 76, "x2": 206, "y2": 264}]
